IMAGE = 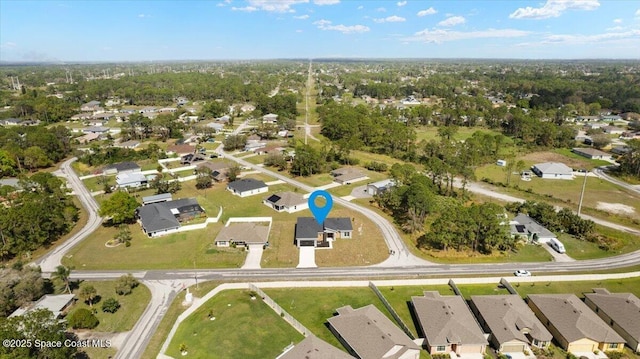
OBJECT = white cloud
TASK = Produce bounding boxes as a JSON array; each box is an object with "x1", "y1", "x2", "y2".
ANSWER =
[
  {"x1": 397, "y1": 1, "x2": 407, "y2": 6},
  {"x1": 237, "y1": 0, "x2": 309, "y2": 13},
  {"x1": 313, "y1": 19, "x2": 370, "y2": 33},
  {"x1": 294, "y1": 14, "x2": 310, "y2": 19},
  {"x1": 296, "y1": 29, "x2": 303, "y2": 32},
  {"x1": 417, "y1": 7, "x2": 437, "y2": 17},
  {"x1": 313, "y1": 0, "x2": 339, "y2": 5},
  {"x1": 438, "y1": 16, "x2": 466, "y2": 27},
  {"x1": 373, "y1": 15, "x2": 406, "y2": 23},
  {"x1": 509, "y1": 0, "x2": 600, "y2": 19},
  {"x1": 605, "y1": 26, "x2": 624, "y2": 31},
  {"x1": 403, "y1": 28, "x2": 530, "y2": 43},
  {"x1": 636, "y1": 9, "x2": 640, "y2": 16},
  {"x1": 540, "y1": 29, "x2": 640, "y2": 44},
  {"x1": 376, "y1": 7, "x2": 386, "y2": 12},
  {"x1": 613, "y1": 18, "x2": 622, "y2": 24},
  {"x1": 357, "y1": 5, "x2": 363, "y2": 10},
  {"x1": 0, "y1": 42, "x2": 17, "y2": 49},
  {"x1": 138, "y1": 13, "x2": 151, "y2": 18}
]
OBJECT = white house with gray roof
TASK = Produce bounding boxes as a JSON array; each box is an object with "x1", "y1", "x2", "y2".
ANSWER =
[
  {"x1": 470, "y1": 295, "x2": 552, "y2": 353},
  {"x1": 531, "y1": 162, "x2": 574, "y2": 180},
  {"x1": 135, "y1": 198, "x2": 205, "y2": 237},
  {"x1": 327, "y1": 304, "x2": 421, "y2": 359},
  {"x1": 411, "y1": 291, "x2": 488, "y2": 356},
  {"x1": 510, "y1": 213, "x2": 557, "y2": 244},
  {"x1": 263, "y1": 191, "x2": 308, "y2": 213},
  {"x1": 227, "y1": 178, "x2": 268, "y2": 197},
  {"x1": 295, "y1": 217, "x2": 353, "y2": 248},
  {"x1": 527, "y1": 294, "x2": 625, "y2": 354},
  {"x1": 584, "y1": 289, "x2": 640, "y2": 352}
]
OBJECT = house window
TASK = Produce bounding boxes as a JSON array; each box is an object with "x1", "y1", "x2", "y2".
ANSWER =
[
  {"x1": 436, "y1": 346, "x2": 446, "y2": 352},
  {"x1": 609, "y1": 343, "x2": 619, "y2": 349},
  {"x1": 343, "y1": 231, "x2": 350, "y2": 237}
]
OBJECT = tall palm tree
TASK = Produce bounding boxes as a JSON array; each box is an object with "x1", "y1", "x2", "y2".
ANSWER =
[{"x1": 53, "y1": 265, "x2": 72, "y2": 294}]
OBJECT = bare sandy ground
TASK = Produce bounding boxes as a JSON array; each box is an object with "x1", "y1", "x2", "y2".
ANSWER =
[{"x1": 597, "y1": 202, "x2": 636, "y2": 215}]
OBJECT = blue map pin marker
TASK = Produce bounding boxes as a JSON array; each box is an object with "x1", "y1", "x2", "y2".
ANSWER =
[{"x1": 308, "y1": 190, "x2": 333, "y2": 225}]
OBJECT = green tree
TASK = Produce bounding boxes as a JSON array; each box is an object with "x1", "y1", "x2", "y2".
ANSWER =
[
  {"x1": 115, "y1": 274, "x2": 139, "y2": 296},
  {"x1": 53, "y1": 265, "x2": 72, "y2": 294},
  {"x1": 101, "y1": 297, "x2": 120, "y2": 313},
  {"x1": 79, "y1": 284, "x2": 98, "y2": 307},
  {"x1": 227, "y1": 165, "x2": 241, "y2": 182},
  {"x1": 99, "y1": 191, "x2": 140, "y2": 224},
  {"x1": 67, "y1": 308, "x2": 99, "y2": 329}
]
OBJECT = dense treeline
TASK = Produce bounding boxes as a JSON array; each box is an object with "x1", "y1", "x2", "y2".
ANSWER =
[
  {"x1": 0, "y1": 125, "x2": 72, "y2": 178},
  {"x1": 0, "y1": 173, "x2": 79, "y2": 261},
  {"x1": 0, "y1": 266, "x2": 48, "y2": 317},
  {"x1": 505, "y1": 201, "x2": 595, "y2": 238},
  {"x1": 78, "y1": 143, "x2": 166, "y2": 166},
  {"x1": 617, "y1": 139, "x2": 640, "y2": 178}
]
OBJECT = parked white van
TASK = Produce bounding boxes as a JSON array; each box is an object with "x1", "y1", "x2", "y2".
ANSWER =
[{"x1": 548, "y1": 238, "x2": 566, "y2": 253}]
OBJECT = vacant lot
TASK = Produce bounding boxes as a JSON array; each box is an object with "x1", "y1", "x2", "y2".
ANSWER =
[{"x1": 167, "y1": 290, "x2": 303, "y2": 359}]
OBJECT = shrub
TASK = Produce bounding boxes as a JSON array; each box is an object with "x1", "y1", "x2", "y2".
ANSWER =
[
  {"x1": 604, "y1": 351, "x2": 626, "y2": 359},
  {"x1": 115, "y1": 274, "x2": 139, "y2": 296},
  {"x1": 67, "y1": 308, "x2": 99, "y2": 329},
  {"x1": 101, "y1": 298, "x2": 120, "y2": 313}
]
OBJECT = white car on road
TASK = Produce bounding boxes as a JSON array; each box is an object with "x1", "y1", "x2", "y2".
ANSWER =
[{"x1": 514, "y1": 270, "x2": 532, "y2": 277}]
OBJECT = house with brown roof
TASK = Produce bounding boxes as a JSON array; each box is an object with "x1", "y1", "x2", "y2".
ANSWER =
[
  {"x1": 263, "y1": 191, "x2": 308, "y2": 213},
  {"x1": 214, "y1": 222, "x2": 270, "y2": 247},
  {"x1": 167, "y1": 144, "x2": 196, "y2": 156},
  {"x1": 527, "y1": 294, "x2": 625, "y2": 354},
  {"x1": 330, "y1": 167, "x2": 369, "y2": 185},
  {"x1": 276, "y1": 335, "x2": 354, "y2": 359},
  {"x1": 572, "y1": 148, "x2": 613, "y2": 161},
  {"x1": 412, "y1": 291, "x2": 488, "y2": 356},
  {"x1": 327, "y1": 304, "x2": 421, "y2": 359},
  {"x1": 470, "y1": 295, "x2": 552, "y2": 353},
  {"x1": 584, "y1": 289, "x2": 640, "y2": 352},
  {"x1": 196, "y1": 161, "x2": 231, "y2": 182}
]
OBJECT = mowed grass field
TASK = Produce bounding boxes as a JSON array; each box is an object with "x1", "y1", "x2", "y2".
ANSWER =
[
  {"x1": 66, "y1": 177, "x2": 388, "y2": 269},
  {"x1": 166, "y1": 290, "x2": 304, "y2": 359}
]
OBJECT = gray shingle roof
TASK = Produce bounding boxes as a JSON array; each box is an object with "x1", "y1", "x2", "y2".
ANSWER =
[
  {"x1": 137, "y1": 198, "x2": 203, "y2": 234},
  {"x1": 528, "y1": 294, "x2": 625, "y2": 344},
  {"x1": 584, "y1": 289, "x2": 640, "y2": 343},
  {"x1": 471, "y1": 295, "x2": 552, "y2": 346},
  {"x1": 325, "y1": 218, "x2": 353, "y2": 232},
  {"x1": 105, "y1": 161, "x2": 140, "y2": 173},
  {"x1": 278, "y1": 335, "x2": 354, "y2": 359},
  {"x1": 412, "y1": 292, "x2": 488, "y2": 347},
  {"x1": 513, "y1": 214, "x2": 556, "y2": 239},
  {"x1": 533, "y1": 162, "x2": 573, "y2": 176},
  {"x1": 264, "y1": 191, "x2": 306, "y2": 207},
  {"x1": 227, "y1": 178, "x2": 267, "y2": 193},
  {"x1": 215, "y1": 223, "x2": 269, "y2": 244},
  {"x1": 327, "y1": 305, "x2": 420, "y2": 359},
  {"x1": 295, "y1": 217, "x2": 353, "y2": 240}
]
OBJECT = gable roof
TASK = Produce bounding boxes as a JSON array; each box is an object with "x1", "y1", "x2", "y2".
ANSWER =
[
  {"x1": 105, "y1": 161, "x2": 141, "y2": 172},
  {"x1": 412, "y1": 292, "x2": 488, "y2": 346},
  {"x1": 584, "y1": 289, "x2": 640, "y2": 342},
  {"x1": 167, "y1": 144, "x2": 196, "y2": 154},
  {"x1": 327, "y1": 304, "x2": 420, "y2": 359},
  {"x1": 137, "y1": 198, "x2": 203, "y2": 233},
  {"x1": 265, "y1": 191, "x2": 306, "y2": 207},
  {"x1": 215, "y1": 222, "x2": 270, "y2": 244},
  {"x1": 142, "y1": 193, "x2": 172, "y2": 205},
  {"x1": 227, "y1": 178, "x2": 267, "y2": 193},
  {"x1": 528, "y1": 294, "x2": 625, "y2": 344},
  {"x1": 331, "y1": 167, "x2": 367, "y2": 182},
  {"x1": 533, "y1": 162, "x2": 573, "y2": 176},
  {"x1": 196, "y1": 161, "x2": 230, "y2": 172},
  {"x1": 9, "y1": 294, "x2": 75, "y2": 318},
  {"x1": 325, "y1": 218, "x2": 353, "y2": 232},
  {"x1": 512, "y1": 214, "x2": 556, "y2": 239},
  {"x1": 572, "y1": 148, "x2": 610, "y2": 157},
  {"x1": 471, "y1": 295, "x2": 552, "y2": 345},
  {"x1": 278, "y1": 335, "x2": 354, "y2": 359},
  {"x1": 295, "y1": 217, "x2": 353, "y2": 239}
]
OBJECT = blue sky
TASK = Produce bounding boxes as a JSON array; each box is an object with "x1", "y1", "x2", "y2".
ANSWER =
[{"x1": 1, "y1": 0, "x2": 639, "y2": 61}]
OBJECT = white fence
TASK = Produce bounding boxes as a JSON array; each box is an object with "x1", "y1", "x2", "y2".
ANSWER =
[{"x1": 248, "y1": 284, "x2": 311, "y2": 337}]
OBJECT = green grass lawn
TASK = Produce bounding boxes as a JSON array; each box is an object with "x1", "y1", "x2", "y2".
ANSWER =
[
  {"x1": 510, "y1": 277, "x2": 640, "y2": 298},
  {"x1": 82, "y1": 175, "x2": 115, "y2": 192},
  {"x1": 166, "y1": 290, "x2": 304, "y2": 359},
  {"x1": 68, "y1": 280, "x2": 151, "y2": 332},
  {"x1": 292, "y1": 172, "x2": 335, "y2": 187},
  {"x1": 243, "y1": 154, "x2": 267, "y2": 165},
  {"x1": 265, "y1": 287, "x2": 391, "y2": 349},
  {"x1": 554, "y1": 148, "x2": 612, "y2": 169}
]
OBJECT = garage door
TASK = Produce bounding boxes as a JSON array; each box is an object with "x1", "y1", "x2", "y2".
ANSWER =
[
  {"x1": 502, "y1": 344, "x2": 526, "y2": 353},
  {"x1": 299, "y1": 240, "x2": 315, "y2": 247},
  {"x1": 570, "y1": 344, "x2": 595, "y2": 352}
]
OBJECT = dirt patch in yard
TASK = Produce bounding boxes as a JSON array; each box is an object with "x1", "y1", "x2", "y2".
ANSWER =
[
  {"x1": 521, "y1": 152, "x2": 588, "y2": 169},
  {"x1": 597, "y1": 202, "x2": 636, "y2": 215}
]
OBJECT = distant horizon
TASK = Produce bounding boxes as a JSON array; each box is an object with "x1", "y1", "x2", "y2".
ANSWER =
[{"x1": 2, "y1": 0, "x2": 640, "y2": 62}]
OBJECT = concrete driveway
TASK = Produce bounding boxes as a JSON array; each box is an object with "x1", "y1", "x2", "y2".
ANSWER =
[
  {"x1": 542, "y1": 242, "x2": 575, "y2": 262},
  {"x1": 242, "y1": 244, "x2": 264, "y2": 269},
  {"x1": 297, "y1": 247, "x2": 317, "y2": 268}
]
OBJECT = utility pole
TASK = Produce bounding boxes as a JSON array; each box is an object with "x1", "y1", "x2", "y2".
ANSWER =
[{"x1": 577, "y1": 169, "x2": 588, "y2": 216}]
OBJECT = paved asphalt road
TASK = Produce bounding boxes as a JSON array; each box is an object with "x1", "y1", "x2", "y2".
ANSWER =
[
  {"x1": 594, "y1": 167, "x2": 640, "y2": 195},
  {"x1": 41, "y1": 152, "x2": 640, "y2": 359}
]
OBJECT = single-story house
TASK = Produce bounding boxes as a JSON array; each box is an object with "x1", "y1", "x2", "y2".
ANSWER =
[
  {"x1": 601, "y1": 115, "x2": 622, "y2": 121},
  {"x1": 412, "y1": 291, "x2": 488, "y2": 356},
  {"x1": 470, "y1": 295, "x2": 552, "y2": 353},
  {"x1": 207, "y1": 122, "x2": 225, "y2": 132},
  {"x1": 262, "y1": 113, "x2": 279, "y2": 124},
  {"x1": 327, "y1": 305, "x2": 421, "y2": 359},
  {"x1": 142, "y1": 193, "x2": 172, "y2": 205},
  {"x1": 366, "y1": 179, "x2": 395, "y2": 196},
  {"x1": 276, "y1": 335, "x2": 354, "y2": 359},
  {"x1": 116, "y1": 140, "x2": 140, "y2": 149},
  {"x1": 214, "y1": 222, "x2": 270, "y2": 247},
  {"x1": 216, "y1": 115, "x2": 231, "y2": 123},
  {"x1": 611, "y1": 146, "x2": 631, "y2": 155},
  {"x1": 227, "y1": 178, "x2": 268, "y2": 197},
  {"x1": 9, "y1": 294, "x2": 76, "y2": 319},
  {"x1": 136, "y1": 198, "x2": 205, "y2": 237},
  {"x1": 602, "y1": 126, "x2": 625, "y2": 135},
  {"x1": 82, "y1": 126, "x2": 110, "y2": 134},
  {"x1": 331, "y1": 167, "x2": 369, "y2": 185},
  {"x1": 1, "y1": 118, "x2": 22, "y2": 126},
  {"x1": 85, "y1": 119, "x2": 105, "y2": 127},
  {"x1": 247, "y1": 134, "x2": 262, "y2": 144},
  {"x1": 572, "y1": 148, "x2": 613, "y2": 161},
  {"x1": 167, "y1": 144, "x2": 196, "y2": 156},
  {"x1": 81, "y1": 100, "x2": 101, "y2": 112},
  {"x1": 527, "y1": 294, "x2": 625, "y2": 354},
  {"x1": 531, "y1": 162, "x2": 573, "y2": 180},
  {"x1": 295, "y1": 217, "x2": 353, "y2": 248},
  {"x1": 584, "y1": 289, "x2": 640, "y2": 352},
  {"x1": 103, "y1": 161, "x2": 141, "y2": 175},
  {"x1": 263, "y1": 191, "x2": 308, "y2": 213},
  {"x1": 116, "y1": 172, "x2": 148, "y2": 189},
  {"x1": 76, "y1": 132, "x2": 100, "y2": 144},
  {"x1": 196, "y1": 161, "x2": 230, "y2": 182},
  {"x1": 510, "y1": 213, "x2": 557, "y2": 243}
]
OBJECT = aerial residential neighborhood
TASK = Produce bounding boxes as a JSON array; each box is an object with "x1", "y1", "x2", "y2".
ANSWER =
[{"x1": 1, "y1": 1, "x2": 640, "y2": 359}]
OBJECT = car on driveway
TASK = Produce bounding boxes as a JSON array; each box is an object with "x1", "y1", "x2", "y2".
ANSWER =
[{"x1": 514, "y1": 270, "x2": 532, "y2": 277}]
